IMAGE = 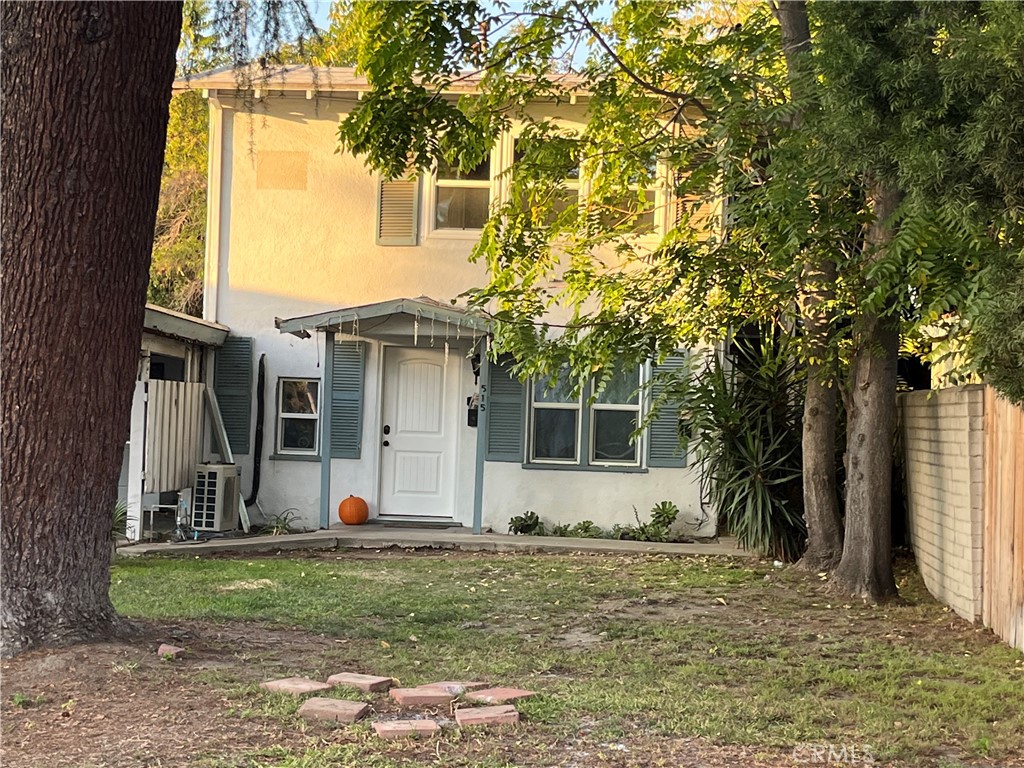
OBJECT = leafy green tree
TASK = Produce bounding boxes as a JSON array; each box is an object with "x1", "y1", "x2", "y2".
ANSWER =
[{"x1": 338, "y1": 0, "x2": 1017, "y2": 600}]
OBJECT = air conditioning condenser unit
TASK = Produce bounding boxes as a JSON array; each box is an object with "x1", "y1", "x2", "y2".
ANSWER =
[{"x1": 191, "y1": 463, "x2": 240, "y2": 532}]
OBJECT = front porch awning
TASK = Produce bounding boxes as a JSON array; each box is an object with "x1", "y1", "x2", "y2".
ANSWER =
[{"x1": 275, "y1": 297, "x2": 490, "y2": 343}]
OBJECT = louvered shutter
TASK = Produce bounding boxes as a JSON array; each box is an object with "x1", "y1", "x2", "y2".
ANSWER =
[
  {"x1": 674, "y1": 169, "x2": 719, "y2": 240},
  {"x1": 330, "y1": 340, "x2": 365, "y2": 458},
  {"x1": 376, "y1": 175, "x2": 420, "y2": 245},
  {"x1": 647, "y1": 352, "x2": 688, "y2": 468},
  {"x1": 213, "y1": 336, "x2": 253, "y2": 455},
  {"x1": 485, "y1": 356, "x2": 525, "y2": 462}
]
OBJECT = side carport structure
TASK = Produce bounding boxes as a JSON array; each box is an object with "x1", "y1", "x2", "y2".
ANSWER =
[{"x1": 119, "y1": 304, "x2": 229, "y2": 540}]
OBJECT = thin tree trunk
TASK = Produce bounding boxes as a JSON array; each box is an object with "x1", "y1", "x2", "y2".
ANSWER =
[
  {"x1": 1, "y1": 2, "x2": 182, "y2": 657},
  {"x1": 773, "y1": 0, "x2": 844, "y2": 570},
  {"x1": 833, "y1": 180, "x2": 901, "y2": 601}
]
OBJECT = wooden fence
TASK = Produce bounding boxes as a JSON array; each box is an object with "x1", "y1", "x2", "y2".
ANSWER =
[{"x1": 983, "y1": 388, "x2": 1024, "y2": 652}]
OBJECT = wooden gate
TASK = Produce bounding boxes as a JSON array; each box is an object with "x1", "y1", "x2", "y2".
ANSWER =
[{"x1": 983, "y1": 388, "x2": 1024, "y2": 652}]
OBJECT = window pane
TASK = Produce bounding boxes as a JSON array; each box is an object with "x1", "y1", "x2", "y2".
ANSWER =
[
  {"x1": 282, "y1": 418, "x2": 317, "y2": 451},
  {"x1": 600, "y1": 190, "x2": 656, "y2": 233},
  {"x1": 534, "y1": 369, "x2": 577, "y2": 403},
  {"x1": 437, "y1": 156, "x2": 490, "y2": 182},
  {"x1": 281, "y1": 380, "x2": 319, "y2": 414},
  {"x1": 533, "y1": 409, "x2": 578, "y2": 460},
  {"x1": 593, "y1": 410, "x2": 637, "y2": 462},
  {"x1": 513, "y1": 139, "x2": 581, "y2": 180},
  {"x1": 595, "y1": 365, "x2": 640, "y2": 405},
  {"x1": 435, "y1": 186, "x2": 490, "y2": 229}
]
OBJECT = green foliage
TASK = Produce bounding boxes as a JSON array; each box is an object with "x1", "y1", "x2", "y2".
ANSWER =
[
  {"x1": 570, "y1": 519, "x2": 604, "y2": 538},
  {"x1": 508, "y1": 510, "x2": 545, "y2": 536},
  {"x1": 664, "y1": 333, "x2": 807, "y2": 562},
  {"x1": 112, "y1": 499, "x2": 130, "y2": 541},
  {"x1": 260, "y1": 509, "x2": 301, "y2": 537},
  {"x1": 971, "y1": 246, "x2": 1024, "y2": 405}
]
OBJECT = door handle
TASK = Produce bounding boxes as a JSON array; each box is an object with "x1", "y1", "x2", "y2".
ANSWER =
[{"x1": 382, "y1": 440, "x2": 390, "y2": 447}]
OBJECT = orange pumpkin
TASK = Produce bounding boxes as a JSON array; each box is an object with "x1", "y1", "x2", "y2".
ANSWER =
[{"x1": 338, "y1": 495, "x2": 369, "y2": 525}]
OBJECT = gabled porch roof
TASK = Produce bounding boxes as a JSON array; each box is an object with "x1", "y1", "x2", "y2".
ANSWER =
[{"x1": 275, "y1": 297, "x2": 490, "y2": 343}]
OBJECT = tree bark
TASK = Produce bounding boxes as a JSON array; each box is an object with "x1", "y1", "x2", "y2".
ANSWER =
[
  {"x1": 832, "y1": 180, "x2": 902, "y2": 602},
  {"x1": 1, "y1": 2, "x2": 182, "y2": 657},
  {"x1": 773, "y1": 0, "x2": 844, "y2": 570}
]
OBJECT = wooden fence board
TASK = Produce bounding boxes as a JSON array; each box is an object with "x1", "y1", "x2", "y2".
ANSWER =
[{"x1": 983, "y1": 387, "x2": 1024, "y2": 652}]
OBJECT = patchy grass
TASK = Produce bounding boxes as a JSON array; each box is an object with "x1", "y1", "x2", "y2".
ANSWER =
[{"x1": 106, "y1": 551, "x2": 1023, "y2": 767}]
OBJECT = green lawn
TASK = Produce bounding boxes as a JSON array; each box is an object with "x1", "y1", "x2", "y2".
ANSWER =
[{"x1": 109, "y1": 551, "x2": 1024, "y2": 767}]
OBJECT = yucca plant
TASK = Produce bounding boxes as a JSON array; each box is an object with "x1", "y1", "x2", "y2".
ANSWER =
[{"x1": 657, "y1": 328, "x2": 807, "y2": 561}]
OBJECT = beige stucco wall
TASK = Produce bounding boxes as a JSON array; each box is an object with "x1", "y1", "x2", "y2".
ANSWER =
[{"x1": 899, "y1": 386, "x2": 985, "y2": 621}]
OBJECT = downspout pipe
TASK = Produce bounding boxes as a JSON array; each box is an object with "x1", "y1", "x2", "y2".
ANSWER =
[{"x1": 245, "y1": 354, "x2": 266, "y2": 507}]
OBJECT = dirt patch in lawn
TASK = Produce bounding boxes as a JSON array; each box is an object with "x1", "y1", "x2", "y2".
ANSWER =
[{"x1": 0, "y1": 620, "x2": 796, "y2": 768}]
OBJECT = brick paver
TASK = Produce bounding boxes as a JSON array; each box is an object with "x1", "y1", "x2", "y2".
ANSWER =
[
  {"x1": 260, "y1": 677, "x2": 333, "y2": 695},
  {"x1": 297, "y1": 697, "x2": 369, "y2": 723},
  {"x1": 465, "y1": 687, "x2": 536, "y2": 704},
  {"x1": 389, "y1": 687, "x2": 456, "y2": 707},
  {"x1": 455, "y1": 704, "x2": 520, "y2": 727},
  {"x1": 156, "y1": 643, "x2": 185, "y2": 659},
  {"x1": 326, "y1": 672, "x2": 393, "y2": 692},
  {"x1": 372, "y1": 719, "x2": 440, "y2": 739},
  {"x1": 425, "y1": 680, "x2": 489, "y2": 695}
]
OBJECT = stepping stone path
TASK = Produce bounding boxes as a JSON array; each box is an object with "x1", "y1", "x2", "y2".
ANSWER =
[
  {"x1": 298, "y1": 697, "x2": 369, "y2": 723},
  {"x1": 258, "y1": 669, "x2": 536, "y2": 740}
]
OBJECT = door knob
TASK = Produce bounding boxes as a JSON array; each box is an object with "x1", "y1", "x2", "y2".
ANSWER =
[{"x1": 382, "y1": 440, "x2": 390, "y2": 447}]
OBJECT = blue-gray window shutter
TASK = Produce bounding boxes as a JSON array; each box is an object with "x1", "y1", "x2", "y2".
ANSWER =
[
  {"x1": 647, "y1": 353, "x2": 688, "y2": 468},
  {"x1": 330, "y1": 340, "x2": 365, "y2": 458},
  {"x1": 485, "y1": 356, "x2": 524, "y2": 462},
  {"x1": 213, "y1": 336, "x2": 253, "y2": 455},
  {"x1": 376, "y1": 176, "x2": 420, "y2": 246}
]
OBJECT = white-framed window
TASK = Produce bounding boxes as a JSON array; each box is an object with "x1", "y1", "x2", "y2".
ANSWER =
[
  {"x1": 596, "y1": 157, "x2": 663, "y2": 235},
  {"x1": 513, "y1": 137, "x2": 582, "y2": 227},
  {"x1": 590, "y1": 365, "x2": 643, "y2": 466},
  {"x1": 277, "y1": 378, "x2": 320, "y2": 455},
  {"x1": 529, "y1": 369, "x2": 582, "y2": 463},
  {"x1": 528, "y1": 364, "x2": 644, "y2": 468},
  {"x1": 433, "y1": 155, "x2": 492, "y2": 231}
]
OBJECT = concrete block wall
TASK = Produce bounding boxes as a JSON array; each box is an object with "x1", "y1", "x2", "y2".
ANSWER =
[{"x1": 898, "y1": 385, "x2": 986, "y2": 621}]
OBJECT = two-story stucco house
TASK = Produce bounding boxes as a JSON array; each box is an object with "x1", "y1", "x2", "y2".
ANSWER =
[{"x1": 178, "y1": 65, "x2": 713, "y2": 539}]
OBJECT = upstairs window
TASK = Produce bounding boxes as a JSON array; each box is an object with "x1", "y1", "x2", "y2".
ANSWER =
[
  {"x1": 435, "y1": 156, "x2": 491, "y2": 230},
  {"x1": 513, "y1": 138, "x2": 581, "y2": 227}
]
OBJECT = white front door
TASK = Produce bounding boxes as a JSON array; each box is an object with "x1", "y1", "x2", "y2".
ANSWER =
[{"x1": 379, "y1": 347, "x2": 458, "y2": 518}]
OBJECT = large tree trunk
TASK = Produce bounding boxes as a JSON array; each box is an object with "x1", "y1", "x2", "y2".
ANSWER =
[
  {"x1": 773, "y1": 0, "x2": 844, "y2": 570},
  {"x1": 1, "y1": 2, "x2": 182, "y2": 657},
  {"x1": 833, "y1": 180, "x2": 902, "y2": 601}
]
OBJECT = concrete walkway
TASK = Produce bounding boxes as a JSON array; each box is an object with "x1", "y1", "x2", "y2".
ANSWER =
[{"x1": 118, "y1": 525, "x2": 747, "y2": 559}]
